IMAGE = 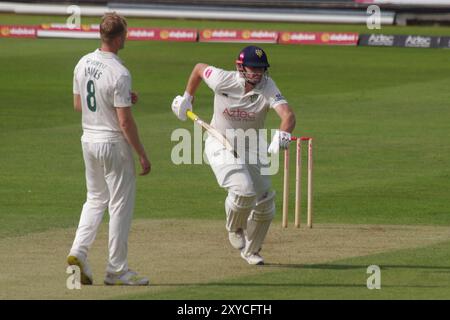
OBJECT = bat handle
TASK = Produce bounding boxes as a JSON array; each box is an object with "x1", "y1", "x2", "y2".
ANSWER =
[{"x1": 186, "y1": 110, "x2": 196, "y2": 121}]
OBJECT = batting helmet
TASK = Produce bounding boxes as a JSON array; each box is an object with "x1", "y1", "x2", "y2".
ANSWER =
[{"x1": 235, "y1": 46, "x2": 270, "y2": 69}]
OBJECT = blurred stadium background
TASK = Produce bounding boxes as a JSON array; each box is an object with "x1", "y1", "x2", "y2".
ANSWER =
[{"x1": 4, "y1": 0, "x2": 450, "y2": 26}]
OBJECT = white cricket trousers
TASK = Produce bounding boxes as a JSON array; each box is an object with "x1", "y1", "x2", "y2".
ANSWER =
[
  {"x1": 204, "y1": 136, "x2": 271, "y2": 197},
  {"x1": 70, "y1": 139, "x2": 136, "y2": 274}
]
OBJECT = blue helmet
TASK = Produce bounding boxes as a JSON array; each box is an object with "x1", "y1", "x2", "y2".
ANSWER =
[{"x1": 235, "y1": 45, "x2": 270, "y2": 69}]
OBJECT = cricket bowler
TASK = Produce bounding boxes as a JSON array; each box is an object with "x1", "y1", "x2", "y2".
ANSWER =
[{"x1": 67, "y1": 13, "x2": 151, "y2": 285}]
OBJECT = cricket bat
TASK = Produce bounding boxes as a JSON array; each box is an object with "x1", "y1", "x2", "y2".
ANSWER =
[{"x1": 186, "y1": 110, "x2": 238, "y2": 158}]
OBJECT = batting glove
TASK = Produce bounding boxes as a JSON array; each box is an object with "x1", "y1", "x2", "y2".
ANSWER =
[
  {"x1": 268, "y1": 130, "x2": 291, "y2": 154},
  {"x1": 171, "y1": 92, "x2": 193, "y2": 121}
]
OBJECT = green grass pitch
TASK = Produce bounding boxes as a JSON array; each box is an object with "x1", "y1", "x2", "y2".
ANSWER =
[{"x1": 1, "y1": 13, "x2": 450, "y2": 299}]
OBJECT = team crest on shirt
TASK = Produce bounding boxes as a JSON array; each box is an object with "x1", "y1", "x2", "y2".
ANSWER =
[
  {"x1": 274, "y1": 93, "x2": 285, "y2": 102},
  {"x1": 255, "y1": 49, "x2": 263, "y2": 58},
  {"x1": 250, "y1": 94, "x2": 259, "y2": 102}
]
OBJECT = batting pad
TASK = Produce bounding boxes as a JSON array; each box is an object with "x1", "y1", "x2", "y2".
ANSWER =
[{"x1": 225, "y1": 192, "x2": 256, "y2": 232}]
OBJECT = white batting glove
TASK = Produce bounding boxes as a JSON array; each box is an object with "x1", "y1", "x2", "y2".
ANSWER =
[
  {"x1": 268, "y1": 130, "x2": 291, "y2": 154},
  {"x1": 171, "y1": 92, "x2": 193, "y2": 121}
]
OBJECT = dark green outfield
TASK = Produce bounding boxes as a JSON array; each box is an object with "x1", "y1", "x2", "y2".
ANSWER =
[{"x1": 0, "y1": 14, "x2": 449, "y2": 299}]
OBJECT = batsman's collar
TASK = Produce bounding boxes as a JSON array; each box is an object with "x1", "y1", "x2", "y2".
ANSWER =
[{"x1": 235, "y1": 71, "x2": 246, "y2": 86}]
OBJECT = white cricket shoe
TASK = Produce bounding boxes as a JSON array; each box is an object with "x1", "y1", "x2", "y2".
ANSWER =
[
  {"x1": 104, "y1": 270, "x2": 149, "y2": 286},
  {"x1": 240, "y1": 251, "x2": 264, "y2": 265},
  {"x1": 67, "y1": 255, "x2": 93, "y2": 285},
  {"x1": 228, "y1": 229, "x2": 245, "y2": 250}
]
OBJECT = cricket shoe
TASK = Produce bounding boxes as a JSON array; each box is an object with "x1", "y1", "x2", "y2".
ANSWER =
[
  {"x1": 104, "y1": 270, "x2": 149, "y2": 286},
  {"x1": 67, "y1": 255, "x2": 93, "y2": 285},
  {"x1": 240, "y1": 251, "x2": 264, "y2": 265},
  {"x1": 228, "y1": 229, "x2": 245, "y2": 250}
]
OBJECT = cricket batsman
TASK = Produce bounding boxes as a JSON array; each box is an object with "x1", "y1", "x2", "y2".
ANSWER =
[{"x1": 171, "y1": 46, "x2": 296, "y2": 265}]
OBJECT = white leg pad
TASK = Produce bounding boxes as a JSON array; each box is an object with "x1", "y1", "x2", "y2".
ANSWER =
[
  {"x1": 225, "y1": 192, "x2": 256, "y2": 232},
  {"x1": 243, "y1": 191, "x2": 275, "y2": 256}
]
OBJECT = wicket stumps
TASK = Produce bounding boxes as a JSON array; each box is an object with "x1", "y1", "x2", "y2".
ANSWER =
[{"x1": 282, "y1": 136, "x2": 313, "y2": 229}]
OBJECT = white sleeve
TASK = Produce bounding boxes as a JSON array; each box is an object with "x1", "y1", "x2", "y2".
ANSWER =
[
  {"x1": 73, "y1": 64, "x2": 80, "y2": 95},
  {"x1": 114, "y1": 74, "x2": 132, "y2": 108},
  {"x1": 202, "y1": 66, "x2": 226, "y2": 93},
  {"x1": 265, "y1": 79, "x2": 288, "y2": 109}
]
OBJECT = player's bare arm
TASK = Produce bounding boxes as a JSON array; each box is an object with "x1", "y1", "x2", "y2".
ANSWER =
[
  {"x1": 274, "y1": 103, "x2": 296, "y2": 133},
  {"x1": 185, "y1": 63, "x2": 209, "y2": 96},
  {"x1": 116, "y1": 107, "x2": 151, "y2": 175},
  {"x1": 73, "y1": 94, "x2": 82, "y2": 112},
  {"x1": 268, "y1": 103, "x2": 296, "y2": 154},
  {"x1": 171, "y1": 63, "x2": 209, "y2": 121}
]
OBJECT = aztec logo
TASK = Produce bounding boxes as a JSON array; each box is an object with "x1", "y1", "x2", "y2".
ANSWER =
[{"x1": 223, "y1": 108, "x2": 256, "y2": 120}]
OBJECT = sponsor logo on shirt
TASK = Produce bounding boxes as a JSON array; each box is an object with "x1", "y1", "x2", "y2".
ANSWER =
[{"x1": 223, "y1": 108, "x2": 256, "y2": 121}]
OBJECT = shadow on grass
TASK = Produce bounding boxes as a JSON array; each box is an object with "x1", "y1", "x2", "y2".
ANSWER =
[
  {"x1": 264, "y1": 263, "x2": 450, "y2": 271},
  {"x1": 148, "y1": 282, "x2": 448, "y2": 289},
  {"x1": 92, "y1": 264, "x2": 450, "y2": 290}
]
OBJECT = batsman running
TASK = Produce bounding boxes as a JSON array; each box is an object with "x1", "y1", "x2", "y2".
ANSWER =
[{"x1": 171, "y1": 46, "x2": 296, "y2": 265}]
